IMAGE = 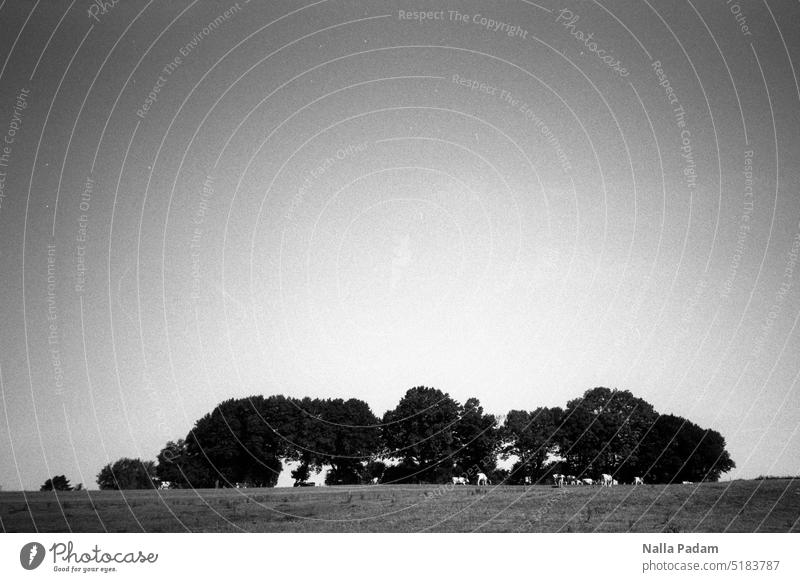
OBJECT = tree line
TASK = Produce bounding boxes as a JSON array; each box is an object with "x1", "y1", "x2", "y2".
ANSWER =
[{"x1": 67, "y1": 386, "x2": 735, "y2": 490}]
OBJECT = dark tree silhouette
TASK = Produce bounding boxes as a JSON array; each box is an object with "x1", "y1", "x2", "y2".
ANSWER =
[
  {"x1": 289, "y1": 397, "x2": 381, "y2": 485},
  {"x1": 551, "y1": 388, "x2": 735, "y2": 483},
  {"x1": 556, "y1": 387, "x2": 657, "y2": 479},
  {"x1": 145, "y1": 385, "x2": 736, "y2": 488},
  {"x1": 365, "y1": 460, "x2": 387, "y2": 481},
  {"x1": 97, "y1": 458, "x2": 158, "y2": 490},
  {"x1": 184, "y1": 395, "x2": 294, "y2": 487},
  {"x1": 502, "y1": 406, "x2": 563, "y2": 483},
  {"x1": 290, "y1": 462, "x2": 311, "y2": 485},
  {"x1": 40, "y1": 475, "x2": 73, "y2": 491},
  {"x1": 155, "y1": 439, "x2": 212, "y2": 488},
  {"x1": 382, "y1": 386, "x2": 461, "y2": 482},
  {"x1": 453, "y1": 397, "x2": 501, "y2": 476},
  {"x1": 636, "y1": 414, "x2": 735, "y2": 483}
]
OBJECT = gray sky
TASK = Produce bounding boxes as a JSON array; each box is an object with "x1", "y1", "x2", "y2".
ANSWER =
[{"x1": 0, "y1": 0, "x2": 799, "y2": 491}]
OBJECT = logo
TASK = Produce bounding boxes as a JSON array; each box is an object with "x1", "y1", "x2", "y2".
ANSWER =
[{"x1": 20, "y1": 542, "x2": 46, "y2": 570}]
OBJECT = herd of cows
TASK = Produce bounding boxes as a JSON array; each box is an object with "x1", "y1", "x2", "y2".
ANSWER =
[
  {"x1": 172, "y1": 474, "x2": 697, "y2": 489},
  {"x1": 444, "y1": 473, "x2": 694, "y2": 487}
]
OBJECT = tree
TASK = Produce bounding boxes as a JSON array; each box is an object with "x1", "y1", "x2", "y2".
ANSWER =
[
  {"x1": 551, "y1": 387, "x2": 735, "y2": 483},
  {"x1": 96, "y1": 458, "x2": 158, "y2": 490},
  {"x1": 156, "y1": 439, "x2": 212, "y2": 488},
  {"x1": 290, "y1": 462, "x2": 311, "y2": 485},
  {"x1": 382, "y1": 386, "x2": 461, "y2": 482},
  {"x1": 453, "y1": 397, "x2": 501, "y2": 475},
  {"x1": 365, "y1": 460, "x2": 387, "y2": 481},
  {"x1": 314, "y1": 398, "x2": 381, "y2": 484},
  {"x1": 40, "y1": 475, "x2": 73, "y2": 491},
  {"x1": 692, "y1": 427, "x2": 735, "y2": 482},
  {"x1": 282, "y1": 396, "x2": 381, "y2": 485},
  {"x1": 502, "y1": 407, "x2": 562, "y2": 483},
  {"x1": 636, "y1": 415, "x2": 735, "y2": 483},
  {"x1": 184, "y1": 395, "x2": 298, "y2": 487},
  {"x1": 556, "y1": 387, "x2": 656, "y2": 479}
]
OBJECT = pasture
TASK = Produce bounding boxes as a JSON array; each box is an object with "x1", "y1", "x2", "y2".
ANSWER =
[{"x1": 1, "y1": 479, "x2": 798, "y2": 533}]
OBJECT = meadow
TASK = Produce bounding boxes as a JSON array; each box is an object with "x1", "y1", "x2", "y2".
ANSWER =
[{"x1": 1, "y1": 479, "x2": 798, "y2": 533}]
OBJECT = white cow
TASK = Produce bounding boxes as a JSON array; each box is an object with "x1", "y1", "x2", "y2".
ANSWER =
[
  {"x1": 566, "y1": 475, "x2": 578, "y2": 486},
  {"x1": 682, "y1": 481, "x2": 693, "y2": 485},
  {"x1": 600, "y1": 473, "x2": 613, "y2": 487},
  {"x1": 581, "y1": 477, "x2": 593, "y2": 486},
  {"x1": 552, "y1": 473, "x2": 565, "y2": 487},
  {"x1": 476, "y1": 473, "x2": 489, "y2": 486},
  {"x1": 452, "y1": 476, "x2": 468, "y2": 485},
  {"x1": 612, "y1": 479, "x2": 618, "y2": 486},
  {"x1": 523, "y1": 476, "x2": 532, "y2": 485},
  {"x1": 371, "y1": 477, "x2": 379, "y2": 485},
  {"x1": 633, "y1": 476, "x2": 644, "y2": 485}
]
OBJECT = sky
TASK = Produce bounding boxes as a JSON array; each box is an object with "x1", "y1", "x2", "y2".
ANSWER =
[{"x1": 0, "y1": 0, "x2": 799, "y2": 491}]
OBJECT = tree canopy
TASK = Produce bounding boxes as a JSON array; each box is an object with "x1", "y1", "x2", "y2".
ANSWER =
[
  {"x1": 501, "y1": 406, "x2": 562, "y2": 483},
  {"x1": 96, "y1": 458, "x2": 158, "y2": 490},
  {"x1": 141, "y1": 385, "x2": 735, "y2": 488},
  {"x1": 382, "y1": 386, "x2": 462, "y2": 482},
  {"x1": 41, "y1": 475, "x2": 73, "y2": 491}
]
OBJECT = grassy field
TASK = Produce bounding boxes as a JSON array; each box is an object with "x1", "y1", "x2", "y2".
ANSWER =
[{"x1": 1, "y1": 479, "x2": 798, "y2": 533}]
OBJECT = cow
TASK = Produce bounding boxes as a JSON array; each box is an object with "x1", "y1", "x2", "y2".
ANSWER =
[
  {"x1": 552, "y1": 473, "x2": 565, "y2": 487},
  {"x1": 612, "y1": 479, "x2": 618, "y2": 486},
  {"x1": 158, "y1": 481, "x2": 172, "y2": 490},
  {"x1": 682, "y1": 481, "x2": 693, "y2": 485},
  {"x1": 523, "y1": 476, "x2": 532, "y2": 486},
  {"x1": 600, "y1": 473, "x2": 613, "y2": 487},
  {"x1": 452, "y1": 476, "x2": 468, "y2": 485},
  {"x1": 633, "y1": 476, "x2": 644, "y2": 485},
  {"x1": 476, "y1": 473, "x2": 489, "y2": 486},
  {"x1": 581, "y1": 478, "x2": 593, "y2": 486},
  {"x1": 566, "y1": 475, "x2": 578, "y2": 485},
  {"x1": 371, "y1": 477, "x2": 379, "y2": 485}
]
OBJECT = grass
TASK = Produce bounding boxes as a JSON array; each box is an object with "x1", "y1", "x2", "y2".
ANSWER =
[{"x1": 0, "y1": 479, "x2": 797, "y2": 533}]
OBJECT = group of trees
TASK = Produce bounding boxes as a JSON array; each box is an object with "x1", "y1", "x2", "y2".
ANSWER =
[
  {"x1": 83, "y1": 386, "x2": 734, "y2": 490},
  {"x1": 96, "y1": 458, "x2": 159, "y2": 490},
  {"x1": 40, "y1": 475, "x2": 83, "y2": 491},
  {"x1": 503, "y1": 387, "x2": 735, "y2": 484}
]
